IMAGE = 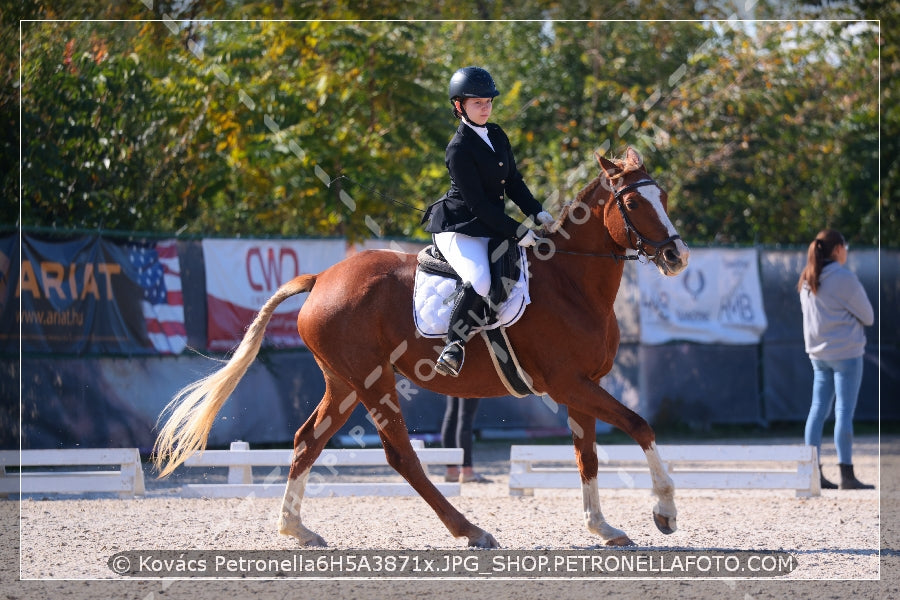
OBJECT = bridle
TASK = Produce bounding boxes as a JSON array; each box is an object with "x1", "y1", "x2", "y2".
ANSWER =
[
  {"x1": 612, "y1": 179, "x2": 681, "y2": 261},
  {"x1": 547, "y1": 177, "x2": 681, "y2": 262}
]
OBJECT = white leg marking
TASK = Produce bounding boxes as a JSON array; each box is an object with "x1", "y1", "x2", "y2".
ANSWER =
[
  {"x1": 581, "y1": 479, "x2": 627, "y2": 541},
  {"x1": 645, "y1": 442, "x2": 677, "y2": 522},
  {"x1": 277, "y1": 470, "x2": 326, "y2": 545}
]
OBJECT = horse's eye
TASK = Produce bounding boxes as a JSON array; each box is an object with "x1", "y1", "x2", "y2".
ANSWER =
[{"x1": 625, "y1": 197, "x2": 639, "y2": 210}]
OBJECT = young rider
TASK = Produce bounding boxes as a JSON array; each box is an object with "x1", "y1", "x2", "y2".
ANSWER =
[{"x1": 421, "y1": 66, "x2": 554, "y2": 376}]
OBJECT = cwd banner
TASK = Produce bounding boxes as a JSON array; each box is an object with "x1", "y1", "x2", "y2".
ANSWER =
[
  {"x1": 637, "y1": 247, "x2": 768, "y2": 345},
  {"x1": 203, "y1": 238, "x2": 346, "y2": 352}
]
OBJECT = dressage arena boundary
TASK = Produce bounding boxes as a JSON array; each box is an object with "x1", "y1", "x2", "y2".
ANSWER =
[
  {"x1": 181, "y1": 440, "x2": 464, "y2": 498},
  {"x1": 0, "y1": 448, "x2": 145, "y2": 498},
  {"x1": 508, "y1": 444, "x2": 821, "y2": 497}
]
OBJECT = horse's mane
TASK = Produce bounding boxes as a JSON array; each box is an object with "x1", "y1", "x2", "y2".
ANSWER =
[{"x1": 543, "y1": 151, "x2": 644, "y2": 235}]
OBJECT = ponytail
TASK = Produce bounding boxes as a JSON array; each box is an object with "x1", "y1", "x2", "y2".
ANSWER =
[{"x1": 797, "y1": 229, "x2": 845, "y2": 294}]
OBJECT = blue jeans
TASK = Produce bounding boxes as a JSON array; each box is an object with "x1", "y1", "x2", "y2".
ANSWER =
[{"x1": 804, "y1": 356, "x2": 864, "y2": 465}]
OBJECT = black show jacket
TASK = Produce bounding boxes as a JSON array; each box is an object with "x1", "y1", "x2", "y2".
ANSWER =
[{"x1": 422, "y1": 122, "x2": 543, "y2": 240}]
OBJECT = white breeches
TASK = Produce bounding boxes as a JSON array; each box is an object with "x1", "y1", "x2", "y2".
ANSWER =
[{"x1": 434, "y1": 232, "x2": 491, "y2": 297}]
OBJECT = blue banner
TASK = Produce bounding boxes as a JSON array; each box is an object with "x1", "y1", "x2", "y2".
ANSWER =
[{"x1": 1, "y1": 234, "x2": 185, "y2": 355}]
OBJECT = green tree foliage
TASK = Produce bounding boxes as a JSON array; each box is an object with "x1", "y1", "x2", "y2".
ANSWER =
[
  {"x1": 855, "y1": 0, "x2": 899, "y2": 240},
  {"x1": 22, "y1": 22, "x2": 171, "y2": 231},
  {"x1": 9, "y1": 0, "x2": 891, "y2": 246},
  {"x1": 663, "y1": 20, "x2": 879, "y2": 245}
]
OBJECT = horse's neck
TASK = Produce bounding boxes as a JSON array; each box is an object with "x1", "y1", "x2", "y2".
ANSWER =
[
  {"x1": 544, "y1": 217, "x2": 626, "y2": 305},
  {"x1": 552, "y1": 204, "x2": 621, "y2": 257}
]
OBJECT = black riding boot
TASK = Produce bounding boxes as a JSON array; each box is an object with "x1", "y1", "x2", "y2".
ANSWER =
[
  {"x1": 819, "y1": 464, "x2": 838, "y2": 489},
  {"x1": 435, "y1": 283, "x2": 486, "y2": 377},
  {"x1": 839, "y1": 463, "x2": 874, "y2": 489}
]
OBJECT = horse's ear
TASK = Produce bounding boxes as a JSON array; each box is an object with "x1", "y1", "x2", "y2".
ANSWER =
[
  {"x1": 595, "y1": 151, "x2": 621, "y2": 178},
  {"x1": 624, "y1": 147, "x2": 644, "y2": 171}
]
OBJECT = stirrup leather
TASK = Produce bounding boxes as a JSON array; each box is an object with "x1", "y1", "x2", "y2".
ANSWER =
[{"x1": 435, "y1": 340, "x2": 465, "y2": 377}]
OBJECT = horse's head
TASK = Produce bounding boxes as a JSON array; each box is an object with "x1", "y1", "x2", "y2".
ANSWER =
[{"x1": 596, "y1": 148, "x2": 689, "y2": 276}]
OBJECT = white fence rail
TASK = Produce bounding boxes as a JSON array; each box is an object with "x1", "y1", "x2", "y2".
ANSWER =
[
  {"x1": 181, "y1": 440, "x2": 463, "y2": 498},
  {"x1": 509, "y1": 444, "x2": 820, "y2": 497},
  {"x1": 0, "y1": 448, "x2": 145, "y2": 498}
]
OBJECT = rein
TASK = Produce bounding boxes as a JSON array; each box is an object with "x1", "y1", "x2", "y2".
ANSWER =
[{"x1": 545, "y1": 247, "x2": 638, "y2": 261}]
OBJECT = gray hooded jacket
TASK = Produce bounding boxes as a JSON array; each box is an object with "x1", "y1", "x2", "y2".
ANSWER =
[{"x1": 799, "y1": 261, "x2": 873, "y2": 360}]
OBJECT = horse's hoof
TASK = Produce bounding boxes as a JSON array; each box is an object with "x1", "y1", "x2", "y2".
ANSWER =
[
  {"x1": 605, "y1": 535, "x2": 635, "y2": 547},
  {"x1": 301, "y1": 533, "x2": 328, "y2": 547},
  {"x1": 280, "y1": 524, "x2": 328, "y2": 547},
  {"x1": 468, "y1": 531, "x2": 499, "y2": 548},
  {"x1": 282, "y1": 529, "x2": 327, "y2": 547},
  {"x1": 653, "y1": 511, "x2": 676, "y2": 535}
]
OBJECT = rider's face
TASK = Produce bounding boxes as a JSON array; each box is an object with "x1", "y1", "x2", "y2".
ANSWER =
[{"x1": 459, "y1": 97, "x2": 493, "y2": 125}]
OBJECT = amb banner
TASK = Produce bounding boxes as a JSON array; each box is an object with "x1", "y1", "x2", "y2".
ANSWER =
[
  {"x1": 203, "y1": 238, "x2": 346, "y2": 351},
  {"x1": 1, "y1": 234, "x2": 186, "y2": 355},
  {"x1": 637, "y1": 248, "x2": 768, "y2": 345}
]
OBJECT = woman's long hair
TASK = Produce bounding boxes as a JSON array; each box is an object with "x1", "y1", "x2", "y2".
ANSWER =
[{"x1": 797, "y1": 229, "x2": 846, "y2": 294}]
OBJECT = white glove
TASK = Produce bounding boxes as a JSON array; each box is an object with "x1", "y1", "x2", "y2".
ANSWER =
[
  {"x1": 536, "y1": 211, "x2": 555, "y2": 226},
  {"x1": 517, "y1": 230, "x2": 541, "y2": 247}
]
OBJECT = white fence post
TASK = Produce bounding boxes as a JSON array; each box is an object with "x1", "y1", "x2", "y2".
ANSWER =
[{"x1": 226, "y1": 441, "x2": 252, "y2": 485}]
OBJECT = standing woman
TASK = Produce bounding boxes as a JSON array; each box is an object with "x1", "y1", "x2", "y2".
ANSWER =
[
  {"x1": 421, "y1": 66, "x2": 554, "y2": 376},
  {"x1": 797, "y1": 229, "x2": 874, "y2": 489}
]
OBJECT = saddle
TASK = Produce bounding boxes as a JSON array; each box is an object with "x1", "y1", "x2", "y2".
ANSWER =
[
  {"x1": 416, "y1": 238, "x2": 523, "y2": 312},
  {"x1": 415, "y1": 239, "x2": 538, "y2": 397}
]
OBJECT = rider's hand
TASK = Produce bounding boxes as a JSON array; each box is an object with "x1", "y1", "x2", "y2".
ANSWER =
[
  {"x1": 536, "y1": 211, "x2": 555, "y2": 226},
  {"x1": 517, "y1": 230, "x2": 541, "y2": 248}
]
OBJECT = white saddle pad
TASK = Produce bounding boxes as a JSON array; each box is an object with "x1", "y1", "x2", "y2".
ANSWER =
[{"x1": 413, "y1": 248, "x2": 531, "y2": 338}]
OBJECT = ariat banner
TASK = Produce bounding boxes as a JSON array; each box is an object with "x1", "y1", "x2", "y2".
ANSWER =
[
  {"x1": 202, "y1": 238, "x2": 346, "y2": 351},
  {"x1": 1, "y1": 234, "x2": 186, "y2": 355}
]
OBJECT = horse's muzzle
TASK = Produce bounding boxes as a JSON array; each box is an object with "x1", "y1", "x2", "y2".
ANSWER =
[{"x1": 655, "y1": 240, "x2": 689, "y2": 276}]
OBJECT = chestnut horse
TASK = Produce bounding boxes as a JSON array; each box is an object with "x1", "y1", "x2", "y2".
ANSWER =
[{"x1": 154, "y1": 147, "x2": 690, "y2": 548}]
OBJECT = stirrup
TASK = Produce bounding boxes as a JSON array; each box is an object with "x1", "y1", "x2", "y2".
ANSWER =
[{"x1": 435, "y1": 341, "x2": 465, "y2": 377}]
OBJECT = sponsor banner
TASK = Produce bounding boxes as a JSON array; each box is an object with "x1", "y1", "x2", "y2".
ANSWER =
[
  {"x1": 2, "y1": 234, "x2": 186, "y2": 354},
  {"x1": 0, "y1": 235, "x2": 14, "y2": 338},
  {"x1": 202, "y1": 238, "x2": 346, "y2": 351},
  {"x1": 637, "y1": 247, "x2": 768, "y2": 345}
]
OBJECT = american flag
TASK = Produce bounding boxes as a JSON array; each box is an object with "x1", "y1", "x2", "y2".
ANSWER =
[{"x1": 128, "y1": 239, "x2": 187, "y2": 354}]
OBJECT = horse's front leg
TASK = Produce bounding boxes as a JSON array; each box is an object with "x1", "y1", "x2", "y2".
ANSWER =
[
  {"x1": 568, "y1": 408, "x2": 633, "y2": 546},
  {"x1": 643, "y1": 441, "x2": 677, "y2": 534},
  {"x1": 559, "y1": 379, "x2": 677, "y2": 539}
]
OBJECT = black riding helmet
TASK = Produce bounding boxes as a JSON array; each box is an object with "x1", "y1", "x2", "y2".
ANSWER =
[{"x1": 448, "y1": 66, "x2": 500, "y2": 102}]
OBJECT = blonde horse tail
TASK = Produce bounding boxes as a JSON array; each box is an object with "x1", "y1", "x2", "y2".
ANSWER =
[{"x1": 152, "y1": 274, "x2": 317, "y2": 477}]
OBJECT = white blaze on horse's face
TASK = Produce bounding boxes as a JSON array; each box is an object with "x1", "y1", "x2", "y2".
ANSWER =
[{"x1": 641, "y1": 184, "x2": 690, "y2": 276}]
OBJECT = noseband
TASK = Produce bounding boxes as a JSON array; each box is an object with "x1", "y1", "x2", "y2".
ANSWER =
[{"x1": 613, "y1": 179, "x2": 681, "y2": 261}]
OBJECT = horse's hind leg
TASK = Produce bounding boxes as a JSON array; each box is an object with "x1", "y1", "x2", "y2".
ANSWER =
[
  {"x1": 362, "y1": 364, "x2": 498, "y2": 548},
  {"x1": 278, "y1": 375, "x2": 359, "y2": 546},
  {"x1": 568, "y1": 408, "x2": 633, "y2": 546}
]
